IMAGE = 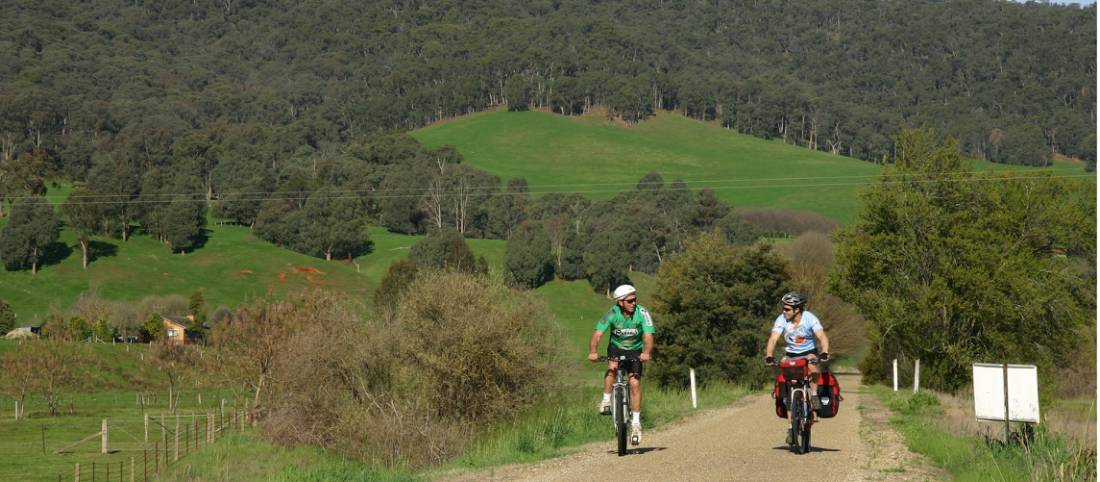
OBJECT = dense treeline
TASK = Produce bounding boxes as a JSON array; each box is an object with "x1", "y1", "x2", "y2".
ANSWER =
[
  {"x1": 0, "y1": 0, "x2": 1093, "y2": 269},
  {"x1": 0, "y1": 0, "x2": 1093, "y2": 188}
]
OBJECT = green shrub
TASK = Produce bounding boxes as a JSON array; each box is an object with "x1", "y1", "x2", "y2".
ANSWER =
[
  {"x1": 886, "y1": 391, "x2": 940, "y2": 415},
  {"x1": 503, "y1": 221, "x2": 554, "y2": 289},
  {"x1": 649, "y1": 233, "x2": 789, "y2": 388},
  {"x1": 0, "y1": 299, "x2": 14, "y2": 334}
]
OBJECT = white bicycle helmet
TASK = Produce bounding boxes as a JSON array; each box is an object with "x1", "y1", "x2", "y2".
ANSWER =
[{"x1": 612, "y1": 284, "x2": 637, "y2": 301}]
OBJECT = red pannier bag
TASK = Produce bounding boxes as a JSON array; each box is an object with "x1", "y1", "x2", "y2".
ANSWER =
[
  {"x1": 814, "y1": 371, "x2": 841, "y2": 418},
  {"x1": 773, "y1": 372, "x2": 788, "y2": 418}
]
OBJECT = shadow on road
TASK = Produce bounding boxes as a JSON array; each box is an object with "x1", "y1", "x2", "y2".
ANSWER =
[
  {"x1": 605, "y1": 446, "x2": 668, "y2": 456},
  {"x1": 770, "y1": 445, "x2": 841, "y2": 453}
]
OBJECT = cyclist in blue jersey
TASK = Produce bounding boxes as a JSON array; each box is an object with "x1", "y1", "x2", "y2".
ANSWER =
[
  {"x1": 765, "y1": 291, "x2": 831, "y2": 376},
  {"x1": 588, "y1": 284, "x2": 655, "y2": 445}
]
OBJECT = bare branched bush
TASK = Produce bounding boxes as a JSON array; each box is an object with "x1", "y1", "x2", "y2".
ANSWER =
[
  {"x1": 777, "y1": 232, "x2": 865, "y2": 356},
  {"x1": 336, "y1": 396, "x2": 473, "y2": 468},
  {"x1": 0, "y1": 340, "x2": 90, "y2": 415},
  {"x1": 71, "y1": 290, "x2": 113, "y2": 325},
  {"x1": 735, "y1": 208, "x2": 838, "y2": 237},
  {"x1": 147, "y1": 342, "x2": 199, "y2": 412},
  {"x1": 213, "y1": 276, "x2": 563, "y2": 469},
  {"x1": 396, "y1": 271, "x2": 564, "y2": 422},
  {"x1": 136, "y1": 294, "x2": 190, "y2": 321}
]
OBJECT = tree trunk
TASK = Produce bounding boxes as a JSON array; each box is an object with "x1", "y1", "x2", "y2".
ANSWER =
[
  {"x1": 31, "y1": 247, "x2": 38, "y2": 275},
  {"x1": 252, "y1": 373, "x2": 266, "y2": 414},
  {"x1": 81, "y1": 238, "x2": 89, "y2": 269}
]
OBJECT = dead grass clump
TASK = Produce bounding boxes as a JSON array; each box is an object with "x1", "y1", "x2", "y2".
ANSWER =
[
  {"x1": 935, "y1": 390, "x2": 1096, "y2": 451},
  {"x1": 335, "y1": 397, "x2": 473, "y2": 468},
  {"x1": 736, "y1": 207, "x2": 838, "y2": 237}
]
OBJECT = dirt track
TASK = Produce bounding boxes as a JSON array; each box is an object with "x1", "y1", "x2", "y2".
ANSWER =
[{"x1": 437, "y1": 374, "x2": 941, "y2": 482}]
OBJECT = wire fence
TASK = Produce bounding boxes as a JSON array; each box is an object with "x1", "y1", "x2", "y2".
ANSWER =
[
  {"x1": 48, "y1": 408, "x2": 251, "y2": 482},
  {"x1": 0, "y1": 389, "x2": 247, "y2": 482}
]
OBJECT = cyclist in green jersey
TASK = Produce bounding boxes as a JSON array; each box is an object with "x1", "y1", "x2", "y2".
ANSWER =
[{"x1": 587, "y1": 284, "x2": 655, "y2": 445}]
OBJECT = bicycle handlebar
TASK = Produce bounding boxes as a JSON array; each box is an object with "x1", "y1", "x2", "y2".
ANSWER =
[
  {"x1": 595, "y1": 355, "x2": 643, "y2": 363},
  {"x1": 766, "y1": 356, "x2": 822, "y2": 367}
]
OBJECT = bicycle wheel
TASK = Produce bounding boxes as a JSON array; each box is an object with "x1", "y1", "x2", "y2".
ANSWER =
[
  {"x1": 791, "y1": 390, "x2": 805, "y2": 454},
  {"x1": 615, "y1": 386, "x2": 628, "y2": 456},
  {"x1": 800, "y1": 396, "x2": 812, "y2": 453}
]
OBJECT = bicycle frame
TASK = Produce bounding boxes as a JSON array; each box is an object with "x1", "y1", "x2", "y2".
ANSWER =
[
  {"x1": 600, "y1": 355, "x2": 639, "y2": 456},
  {"x1": 777, "y1": 357, "x2": 816, "y2": 454}
]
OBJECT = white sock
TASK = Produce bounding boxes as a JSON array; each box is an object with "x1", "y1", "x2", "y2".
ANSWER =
[
  {"x1": 602, "y1": 393, "x2": 611, "y2": 402},
  {"x1": 632, "y1": 412, "x2": 641, "y2": 424}
]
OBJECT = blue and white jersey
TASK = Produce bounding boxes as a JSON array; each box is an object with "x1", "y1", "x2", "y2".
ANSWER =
[{"x1": 771, "y1": 310, "x2": 823, "y2": 354}]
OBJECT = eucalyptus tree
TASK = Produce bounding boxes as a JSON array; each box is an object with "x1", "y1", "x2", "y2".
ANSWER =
[{"x1": 0, "y1": 196, "x2": 59, "y2": 274}]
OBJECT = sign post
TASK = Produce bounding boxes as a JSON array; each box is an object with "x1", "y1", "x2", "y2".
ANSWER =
[{"x1": 972, "y1": 363, "x2": 1040, "y2": 444}]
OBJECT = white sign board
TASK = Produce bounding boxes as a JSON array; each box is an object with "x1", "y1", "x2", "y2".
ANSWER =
[{"x1": 972, "y1": 363, "x2": 1040, "y2": 423}]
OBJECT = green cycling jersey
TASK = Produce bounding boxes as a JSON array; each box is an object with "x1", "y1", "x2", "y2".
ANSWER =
[{"x1": 595, "y1": 304, "x2": 656, "y2": 351}]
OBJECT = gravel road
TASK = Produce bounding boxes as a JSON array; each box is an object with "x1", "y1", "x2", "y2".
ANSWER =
[{"x1": 437, "y1": 374, "x2": 941, "y2": 482}]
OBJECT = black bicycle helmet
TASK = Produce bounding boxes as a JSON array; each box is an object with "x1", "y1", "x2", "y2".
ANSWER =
[{"x1": 781, "y1": 291, "x2": 807, "y2": 308}]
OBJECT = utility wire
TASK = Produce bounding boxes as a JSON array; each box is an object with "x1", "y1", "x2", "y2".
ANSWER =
[
  {"x1": 15, "y1": 170, "x2": 1095, "y2": 207},
  {"x1": 33, "y1": 166, "x2": 1089, "y2": 201}
]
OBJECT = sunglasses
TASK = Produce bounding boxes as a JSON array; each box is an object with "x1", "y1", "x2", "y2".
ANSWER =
[{"x1": 621, "y1": 298, "x2": 637, "y2": 304}]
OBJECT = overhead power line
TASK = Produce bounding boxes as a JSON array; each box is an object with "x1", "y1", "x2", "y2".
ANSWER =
[{"x1": 6, "y1": 168, "x2": 1094, "y2": 207}]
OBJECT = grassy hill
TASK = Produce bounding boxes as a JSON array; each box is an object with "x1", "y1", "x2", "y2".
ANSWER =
[
  {"x1": 413, "y1": 110, "x2": 1086, "y2": 223},
  {"x1": 1, "y1": 110, "x2": 1085, "y2": 327},
  {"x1": 0, "y1": 221, "x2": 504, "y2": 327}
]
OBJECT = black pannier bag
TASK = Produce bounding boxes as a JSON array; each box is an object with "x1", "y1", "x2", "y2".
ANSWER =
[{"x1": 814, "y1": 371, "x2": 841, "y2": 418}]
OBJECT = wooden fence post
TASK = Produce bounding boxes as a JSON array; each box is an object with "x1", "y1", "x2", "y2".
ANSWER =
[
  {"x1": 101, "y1": 419, "x2": 108, "y2": 454},
  {"x1": 174, "y1": 413, "x2": 180, "y2": 462},
  {"x1": 130, "y1": 457, "x2": 135, "y2": 482},
  {"x1": 144, "y1": 414, "x2": 149, "y2": 445},
  {"x1": 74, "y1": 462, "x2": 80, "y2": 482}
]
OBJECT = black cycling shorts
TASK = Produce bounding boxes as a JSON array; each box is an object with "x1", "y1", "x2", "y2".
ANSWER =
[
  {"x1": 785, "y1": 347, "x2": 819, "y2": 359},
  {"x1": 607, "y1": 344, "x2": 643, "y2": 378}
]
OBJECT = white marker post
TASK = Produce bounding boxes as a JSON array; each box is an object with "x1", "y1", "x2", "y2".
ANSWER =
[
  {"x1": 913, "y1": 359, "x2": 921, "y2": 394},
  {"x1": 893, "y1": 359, "x2": 898, "y2": 392},
  {"x1": 689, "y1": 368, "x2": 698, "y2": 409}
]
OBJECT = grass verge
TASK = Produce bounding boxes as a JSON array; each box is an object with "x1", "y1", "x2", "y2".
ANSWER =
[{"x1": 869, "y1": 386, "x2": 1096, "y2": 481}]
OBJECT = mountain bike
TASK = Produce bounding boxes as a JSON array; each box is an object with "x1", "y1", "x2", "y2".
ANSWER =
[
  {"x1": 597, "y1": 355, "x2": 641, "y2": 456},
  {"x1": 770, "y1": 356, "x2": 819, "y2": 454}
]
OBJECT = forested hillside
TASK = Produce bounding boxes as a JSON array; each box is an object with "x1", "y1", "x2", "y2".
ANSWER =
[{"x1": 0, "y1": 0, "x2": 1094, "y2": 184}]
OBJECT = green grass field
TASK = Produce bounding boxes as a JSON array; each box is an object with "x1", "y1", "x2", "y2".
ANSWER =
[
  {"x1": 412, "y1": 110, "x2": 1085, "y2": 224},
  {"x1": 0, "y1": 338, "x2": 237, "y2": 482},
  {"x1": 0, "y1": 221, "x2": 505, "y2": 327}
]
